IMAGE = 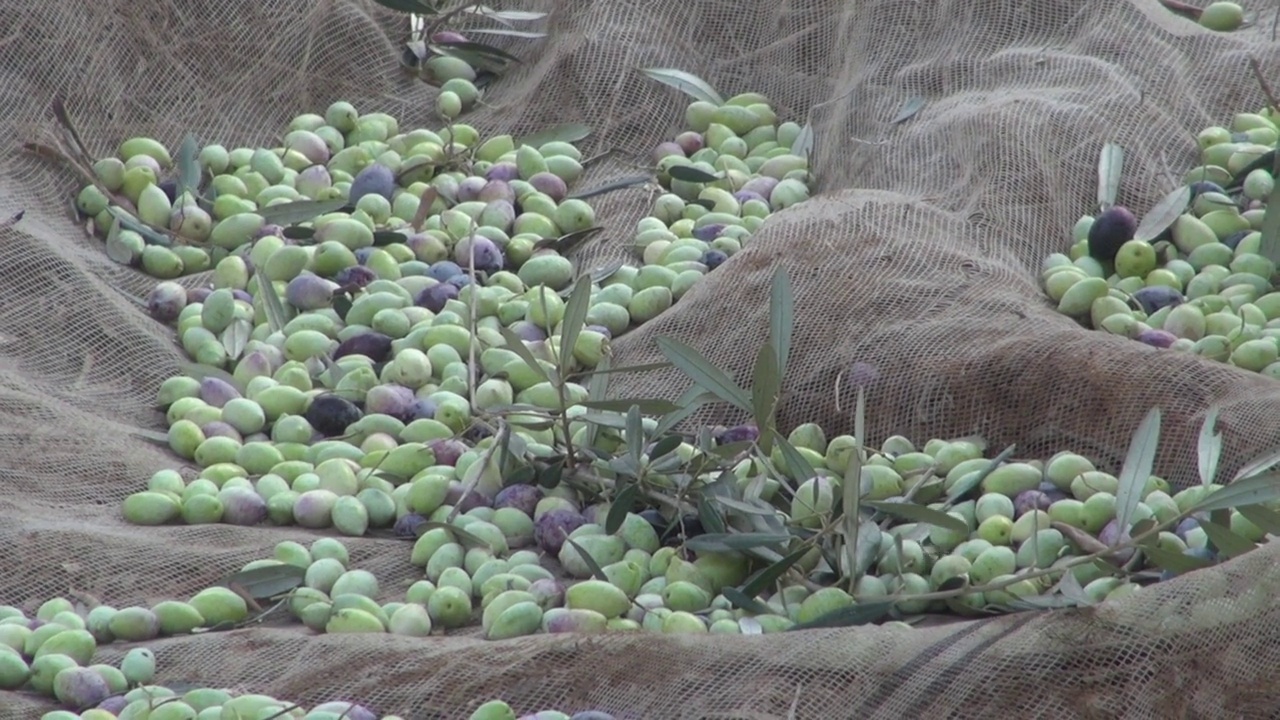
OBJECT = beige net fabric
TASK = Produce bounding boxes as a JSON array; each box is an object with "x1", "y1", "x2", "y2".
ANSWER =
[{"x1": 5, "y1": 0, "x2": 1280, "y2": 716}]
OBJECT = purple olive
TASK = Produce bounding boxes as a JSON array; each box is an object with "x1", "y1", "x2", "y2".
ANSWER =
[
  {"x1": 220, "y1": 487, "x2": 268, "y2": 525},
  {"x1": 394, "y1": 512, "x2": 428, "y2": 538},
  {"x1": 415, "y1": 281, "x2": 459, "y2": 312},
  {"x1": 453, "y1": 235, "x2": 504, "y2": 274},
  {"x1": 285, "y1": 272, "x2": 336, "y2": 310},
  {"x1": 187, "y1": 286, "x2": 213, "y2": 303},
  {"x1": 408, "y1": 398, "x2": 438, "y2": 421},
  {"x1": 1130, "y1": 286, "x2": 1184, "y2": 316},
  {"x1": 1098, "y1": 519, "x2": 1135, "y2": 563},
  {"x1": 456, "y1": 176, "x2": 488, "y2": 203},
  {"x1": 201, "y1": 421, "x2": 244, "y2": 443},
  {"x1": 365, "y1": 384, "x2": 415, "y2": 420},
  {"x1": 333, "y1": 331, "x2": 393, "y2": 363},
  {"x1": 529, "y1": 172, "x2": 567, "y2": 202},
  {"x1": 428, "y1": 438, "x2": 468, "y2": 466},
  {"x1": 652, "y1": 142, "x2": 684, "y2": 164},
  {"x1": 1087, "y1": 206, "x2": 1138, "y2": 261},
  {"x1": 146, "y1": 282, "x2": 188, "y2": 323},
  {"x1": 507, "y1": 320, "x2": 548, "y2": 343},
  {"x1": 701, "y1": 250, "x2": 728, "y2": 270},
  {"x1": 231, "y1": 289, "x2": 253, "y2": 304},
  {"x1": 494, "y1": 484, "x2": 543, "y2": 516},
  {"x1": 715, "y1": 424, "x2": 759, "y2": 445},
  {"x1": 304, "y1": 393, "x2": 363, "y2": 437},
  {"x1": 254, "y1": 224, "x2": 285, "y2": 239},
  {"x1": 349, "y1": 163, "x2": 396, "y2": 203},
  {"x1": 354, "y1": 247, "x2": 375, "y2": 265},
  {"x1": 427, "y1": 261, "x2": 463, "y2": 282},
  {"x1": 446, "y1": 274, "x2": 474, "y2": 289},
  {"x1": 479, "y1": 179, "x2": 516, "y2": 205},
  {"x1": 52, "y1": 667, "x2": 112, "y2": 710},
  {"x1": 691, "y1": 224, "x2": 725, "y2": 242},
  {"x1": 1136, "y1": 329, "x2": 1178, "y2": 349},
  {"x1": 199, "y1": 377, "x2": 241, "y2": 408},
  {"x1": 675, "y1": 131, "x2": 703, "y2": 155},
  {"x1": 740, "y1": 176, "x2": 779, "y2": 198},
  {"x1": 534, "y1": 508, "x2": 587, "y2": 554},
  {"x1": 585, "y1": 324, "x2": 612, "y2": 340},
  {"x1": 1014, "y1": 490, "x2": 1053, "y2": 516},
  {"x1": 446, "y1": 481, "x2": 492, "y2": 512},
  {"x1": 334, "y1": 264, "x2": 378, "y2": 289},
  {"x1": 528, "y1": 577, "x2": 566, "y2": 609},
  {"x1": 98, "y1": 696, "x2": 129, "y2": 713},
  {"x1": 485, "y1": 163, "x2": 519, "y2": 182},
  {"x1": 732, "y1": 190, "x2": 767, "y2": 205}
]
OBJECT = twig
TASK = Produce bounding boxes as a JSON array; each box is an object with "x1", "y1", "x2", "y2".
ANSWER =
[
  {"x1": 0, "y1": 210, "x2": 22, "y2": 230},
  {"x1": 1248, "y1": 57, "x2": 1280, "y2": 118}
]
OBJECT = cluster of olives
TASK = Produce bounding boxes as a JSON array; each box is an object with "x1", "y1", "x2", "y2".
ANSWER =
[{"x1": 1043, "y1": 109, "x2": 1280, "y2": 375}]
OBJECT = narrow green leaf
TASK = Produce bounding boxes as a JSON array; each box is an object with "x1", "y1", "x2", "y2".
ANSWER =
[
  {"x1": 889, "y1": 96, "x2": 926, "y2": 124},
  {"x1": 667, "y1": 165, "x2": 721, "y2": 183},
  {"x1": 750, "y1": 342, "x2": 780, "y2": 455},
  {"x1": 516, "y1": 123, "x2": 592, "y2": 148},
  {"x1": 572, "y1": 361, "x2": 674, "y2": 378},
  {"x1": 1116, "y1": 407, "x2": 1161, "y2": 533},
  {"x1": 649, "y1": 435, "x2": 684, "y2": 461},
  {"x1": 1228, "y1": 150, "x2": 1277, "y2": 191},
  {"x1": 604, "y1": 483, "x2": 638, "y2": 535},
  {"x1": 577, "y1": 412, "x2": 629, "y2": 430},
  {"x1": 719, "y1": 586, "x2": 776, "y2": 616},
  {"x1": 739, "y1": 547, "x2": 810, "y2": 599},
  {"x1": 579, "y1": 398, "x2": 681, "y2": 415},
  {"x1": 108, "y1": 206, "x2": 170, "y2": 246},
  {"x1": 281, "y1": 225, "x2": 315, "y2": 240},
  {"x1": 854, "y1": 386, "x2": 866, "y2": 455},
  {"x1": 569, "y1": 176, "x2": 654, "y2": 201},
  {"x1": 258, "y1": 276, "x2": 289, "y2": 335},
  {"x1": 772, "y1": 432, "x2": 816, "y2": 482},
  {"x1": 1229, "y1": 447, "x2": 1280, "y2": 483},
  {"x1": 697, "y1": 496, "x2": 727, "y2": 535},
  {"x1": 504, "y1": 466, "x2": 538, "y2": 487},
  {"x1": 1142, "y1": 545, "x2": 1215, "y2": 575},
  {"x1": 220, "y1": 318, "x2": 252, "y2": 360},
  {"x1": 476, "y1": 9, "x2": 547, "y2": 21},
  {"x1": 429, "y1": 41, "x2": 520, "y2": 69},
  {"x1": 683, "y1": 532, "x2": 791, "y2": 552},
  {"x1": 791, "y1": 124, "x2": 814, "y2": 161},
  {"x1": 639, "y1": 68, "x2": 724, "y2": 105},
  {"x1": 654, "y1": 336, "x2": 750, "y2": 411},
  {"x1": 863, "y1": 500, "x2": 968, "y2": 534},
  {"x1": 1133, "y1": 186, "x2": 1191, "y2": 242},
  {"x1": 713, "y1": 496, "x2": 782, "y2": 516},
  {"x1": 1188, "y1": 470, "x2": 1280, "y2": 513},
  {"x1": 176, "y1": 133, "x2": 201, "y2": 200},
  {"x1": 257, "y1": 199, "x2": 346, "y2": 226},
  {"x1": 219, "y1": 564, "x2": 305, "y2": 600},
  {"x1": 498, "y1": 327, "x2": 551, "y2": 383},
  {"x1": 625, "y1": 404, "x2": 644, "y2": 466},
  {"x1": 466, "y1": 28, "x2": 546, "y2": 38},
  {"x1": 412, "y1": 520, "x2": 488, "y2": 547},
  {"x1": 769, "y1": 266, "x2": 793, "y2": 377},
  {"x1": 943, "y1": 444, "x2": 1017, "y2": 505},
  {"x1": 368, "y1": 0, "x2": 428, "y2": 11},
  {"x1": 130, "y1": 428, "x2": 171, "y2": 445},
  {"x1": 653, "y1": 388, "x2": 716, "y2": 437},
  {"x1": 558, "y1": 275, "x2": 593, "y2": 374},
  {"x1": 1198, "y1": 405, "x2": 1222, "y2": 487},
  {"x1": 541, "y1": 226, "x2": 603, "y2": 257},
  {"x1": 563, "y1": 537, "x2": 610, "y2": 582},
  {"x1": 1259, "y1": 150, "x2": 1280, "y2": 264},
  {"x1": 1236, "y1": 504, "x2": 1280, "y2": 535},
  {"x1": 1198, "y1": 520, "x2": 1257, "y2": 558},
  {"x1": 787, "y1": 603, "x2": 893, "y2": 630},
  {"x1": 1003, "y1": 595, "x2": 1083, "y2": 611},
  {"x1": 1097, "y1": 142, "x2": 1124, "y2": 210}
]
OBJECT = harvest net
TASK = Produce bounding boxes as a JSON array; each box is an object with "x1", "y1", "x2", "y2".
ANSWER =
[{"x1": 5, "y1": 0, "x2": 1280, "y2": 717}]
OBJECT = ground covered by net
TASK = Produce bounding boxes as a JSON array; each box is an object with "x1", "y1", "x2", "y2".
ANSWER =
[{"x1": 5, "y1": 0, "x2": 1280, "y2": 717}]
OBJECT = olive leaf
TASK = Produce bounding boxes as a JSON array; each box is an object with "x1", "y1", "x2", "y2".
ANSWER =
[
  {"x1": 1257, "y1": 150, "x2": 1280, "y2": 264},
  {"x1": 943, "y1": 444, "x2": 1017, "y2": 505},
  {"x1": 258, "y1": 199, "x2": 346, "y2": 226},
  {"x1": 1115, "y1": 406, "x2": 1160, "y2": 533},
  {"x1": 476, "y1": 9, "x2": 547, "y2": 21},
  {"x1": 683, "y1": 532, "x2": 791, "y2": 553},
  {"x1": 890, "y1": 96, "x2": 926, "y2": 124},
  {"x1": 719, "y1": 587, "x2": 775, "y2": 616},
  {"x1": 1097, "y1": 142, "x2": 1123, "y2": 210},
  {"x1": 769, "y1": 266, "x2": 794, "y2": 377},
  {"x1": 1189, "y1": 470, "x2": 1280, "y2": 512},
  {"x1": 788, "y1": 602, "x2": 893, "y2": 630},
  {"x1": 467, "y1": 28, "x2": 547, "y2": 38},
  {"x1": 792, "y1": 123, "x2": 814, "y2": 161},
  {"x1": 281, "y1": 225, "x2": 315, "y2": 240},
  {"x1": 1132, "y1": 186, "x2": 1190, "y2": 242},
  {"x1": 176, "y1": 133, "x2": 202, "y2": 200},
  {"x1": 579, "y1": 398, "x2": 682, "y2": 414},
  {"x1": 738, "y1": 547, "x2": 810, "y2": 599},
  {"x1": 667, "y1": 165, "x2": 721, "y2": 184},
  {"x1": 640, "y1": 68, "x2": 724, "y2": 105},
  {"x1": 428, "y1": 42, "x2": 519, "y2": 73},
  {"x1": 517, "y1": 123, "x2": 592, "y2": 147},
  {"x1": 862, "y1": 500, "x2": 968, "y2": 535},
  {"x1": 655, "y1": 336, "x2": 751, "y2": 412},
  {"x1": 220, "y1": 318, "x2": 253, "y2": 360},
  {"x1": 750, "y1": 342, "x2": 780, "y2": 456},
  {"x1": 218, "y1": 564, "x2": 305, "y2": 600},
  {"x1": 604, "y1": 482, "x2": 639, "y2": 535},
  {"x1": 569, "y1": 176, "x2": 653, "y2": 201},
  {"x1": 1198, "y1": 405, "x2": 1223, "y2": 487},
  {"x1": 558, "y1": 275, "x2": 593, "y2": 375},
  {"x1": 563, "y1": 537, "x2": 610, "y2": 582},
  {"x1": 1198, "y1": 519, "x2": 1256, "y2": 558},
  {"x1": 369, "y1": 0, "x2": 432, "y2": 11},
  {"x1": 258, "y1": 274, "x2": 289, "y2": 335}
]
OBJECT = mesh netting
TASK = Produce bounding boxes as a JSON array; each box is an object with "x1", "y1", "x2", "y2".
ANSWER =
[{"x1": 6, "y1": 0, "x2": 1280, "y2": 716}]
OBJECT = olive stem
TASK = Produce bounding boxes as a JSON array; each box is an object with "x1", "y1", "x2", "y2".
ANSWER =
[{"x1": 1248, "y1": 56, "x2": 1280, "y2": 119}]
